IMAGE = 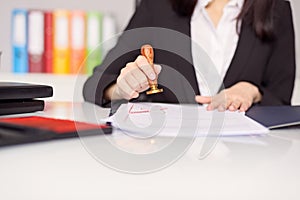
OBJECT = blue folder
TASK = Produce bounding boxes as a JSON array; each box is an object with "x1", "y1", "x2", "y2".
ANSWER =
[
  {"x1": 11, "y1": 9, "x2": 28, "y2": 73},
  {"x1": 246, "y1": 106, "x2": 300, "y2": 129}
]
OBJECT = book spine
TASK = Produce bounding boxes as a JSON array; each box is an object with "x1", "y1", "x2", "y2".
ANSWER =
[
  {"x1": 53, "y1": 10, "x2": 70, "y2": 74},
  {"x1": 11, "y1": 9, "x2": 28, "y2": 73},
  {"x1": 28, "y1": 10, "x2": 45, "y2": 73},
  {"x1": 44, "y1": 11, "x2": 53, "y2": 73},
  {"x1": 70, "y1": 11, "x2": 86, "y2": 74},
  {"x1": 85, "y1": 12, "x2": 102, "y2": 75}
]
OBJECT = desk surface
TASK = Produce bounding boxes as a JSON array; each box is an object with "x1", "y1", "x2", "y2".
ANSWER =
[{"x1": 0, "y1": 102, "x2": 300, "y2": 200}]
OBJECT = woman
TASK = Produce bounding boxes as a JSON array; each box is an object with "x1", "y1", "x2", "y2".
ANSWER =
[{"x1": 83, "y1": 0, "x2": 295, "y2": 112}]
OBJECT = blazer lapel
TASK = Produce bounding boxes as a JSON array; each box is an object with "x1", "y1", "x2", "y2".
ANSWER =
[
  {"x1": 165, "y1": 15, "x2": 201, "y2": 95},
  {"x1": 223, "y1": 22, "x2": 257, "y2": 87}
]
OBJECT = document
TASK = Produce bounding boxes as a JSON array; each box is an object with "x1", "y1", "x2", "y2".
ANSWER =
[{"x1": 107, "y1": 103, "x2": 269, "y2": 137}]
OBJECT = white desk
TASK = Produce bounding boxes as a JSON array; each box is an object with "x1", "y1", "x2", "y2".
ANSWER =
[{"x1": 0, "y1": 102, "x2": 300, "y2": 200}]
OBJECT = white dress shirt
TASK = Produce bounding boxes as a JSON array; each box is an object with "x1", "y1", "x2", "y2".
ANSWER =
[{"x1": 191, "y1": 0, "x2": 244, "y2": 96}]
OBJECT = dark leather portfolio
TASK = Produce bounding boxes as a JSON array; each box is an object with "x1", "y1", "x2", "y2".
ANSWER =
[
  {"x1": 246, "y1": 106, "x2": 300, "y2": 129},
  {"x1": 0, "y1": 82, "x2": 53, "y2": 115}
]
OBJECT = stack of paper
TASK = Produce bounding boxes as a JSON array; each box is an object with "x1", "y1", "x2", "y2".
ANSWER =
[{"x1": 107, "y1": 103, "x2": 269, "y2": 137}]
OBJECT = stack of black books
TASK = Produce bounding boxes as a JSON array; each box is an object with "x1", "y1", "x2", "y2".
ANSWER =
[{"x1": 0, "y1": 82, "x2": 53, "y2": 115}]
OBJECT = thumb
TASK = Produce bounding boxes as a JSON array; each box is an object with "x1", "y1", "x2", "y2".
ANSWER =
[
  {"x1": 195, "y1": 95, "x2": 212, "y2": 104},
  {"x1": 153, "y1": 64, "x2": 162, "y2": 75}
]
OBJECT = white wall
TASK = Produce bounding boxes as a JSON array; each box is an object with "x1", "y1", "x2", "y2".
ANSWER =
[{"x1": 0, "y1": 0, "x2": 135, "y2": 72}]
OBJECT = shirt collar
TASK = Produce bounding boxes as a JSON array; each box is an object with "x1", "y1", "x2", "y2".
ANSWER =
[
  {"x1": 198, "y1": 0, "x2": 212, "y2": 8},
  {"x1": 228, "y1": 0, "x2": 245, "y2": 9},
  {"x1": 192, "y1": 0, "x2": 245, "y2": 21},
  {"x1": 198, "y1": 0, "x2": 244, "y2": 9}
]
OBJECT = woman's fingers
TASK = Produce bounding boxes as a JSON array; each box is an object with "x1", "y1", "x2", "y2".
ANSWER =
[
  {"x1": 195, "y1": 86, "x2": 253, "y2": 112},
  {"x1": 125, "y1": 72, "x2": 140, "y2": 91},
  {"x1": 205, "y1": 92, "x2": 227, "y2": 111},
  {"x1": 115, "y1": 56, "x2": 163, "y2": 100},
  {"x1": 131, "y1": 68, "x2": 149, "y2": 93},
  {"x1": 240, "y1": 102, "x2": 251, "y2": 112},
  {"x1": 153, "y1": 64, "x2": 162, "y2": 75},
  {"x1": 116, "y1": 76, "x2": 139, "y2": 100},
  {"x1": 135, "y1": 56, "x2": 157, "y2": 80},
  {"x1": 228, "y1": 101, "x2": 241, "y2": 111},
  {"x1": 195, "y1": 96, "x2": 212, "y2": 104},
  {"x1": 195, "y1": 95, "x2": 225, "y2": 111}
]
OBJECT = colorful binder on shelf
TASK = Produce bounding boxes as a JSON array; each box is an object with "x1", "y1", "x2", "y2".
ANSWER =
[
  {"x1": 53, "y1": 10, "x2": 70, "y2": 74},
  {"x1": 11, "y1": 9, "x2": 28, "y2": 73},
  {"x1": 28, "y1": 10, "x2": 45, "y2": 73},
  {"x1": 10, "y1": 8, "x2": 115, "y2": 75},
  {"x1": 70, "y1": 11, "x2": 86, "y2": 74},
  {"x1": 102, "y1": 14, "x2": 117, "y2": 60},
  {"x1": 85, "y1": 12, "x2": 102, "y2": 75},
  {"x1": 44, "y1": 11, "x2": 53, "y2": 73}
]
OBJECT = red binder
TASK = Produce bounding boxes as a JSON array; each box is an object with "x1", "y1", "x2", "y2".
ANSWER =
[
  {"x1": 0, "y1": 116, "x2": 112, "y2": 146},
  {"x1": 28, "y1": 10, "x2": 45, "y2": 73},
  {"x1": 44, "y1": 11, "x2": 53, "y2": 73}
]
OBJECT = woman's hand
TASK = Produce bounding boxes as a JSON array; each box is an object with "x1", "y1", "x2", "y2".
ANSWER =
[
  {"x1": 104, "y1": 56, "x2": 162, "y2": 101},
  {"x1": 195, "y1": 82, "x2": 262, "y2": 112}
]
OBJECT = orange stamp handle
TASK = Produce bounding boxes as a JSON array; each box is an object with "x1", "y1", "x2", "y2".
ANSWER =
[{"x1": 141, "y1": 44, "x2": 163, "y2": 95}]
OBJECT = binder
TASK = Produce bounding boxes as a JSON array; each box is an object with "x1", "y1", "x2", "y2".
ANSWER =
[
  {"x1": 102, "y1": 14, "x2": 117, "y2": 60},
  {"x1": 0, "y1": 100, "x2": 45, "y2": 116},
  {"x1": 85, "y1": 12, "x2": 102, "y2": 75},
  {"x1": 28, "y1": 10, "x2": 44, "y2": 73},
  {"x1": 0, "y1": 82, "x2": 53, "y2": 100},
  {"x1": 44, "y1": 11, "x2": 53, "y2": 73},
  {"x1": 11, "y1": 9, "x2": 28, "y2": 73},
  {"x1": 0, "y1": 116, "x2": 112, "y2": 147},
  {"x1": 246, "y1": 106, "x2": 300, "y2": 129},
  {"x1": 53, "y1": 10, "x2": 70, "y2": 74},
  {"x1": 70, "y1": 11, "x2": 86, "y2": 74},
  {"x1": 0, "y1": 82, "x2": 53, "y2": 116}
]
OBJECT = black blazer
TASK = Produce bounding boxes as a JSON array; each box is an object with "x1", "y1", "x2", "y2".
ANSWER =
[{"x1": 83, "y1": 0, "x2": 296, "y2": 107}]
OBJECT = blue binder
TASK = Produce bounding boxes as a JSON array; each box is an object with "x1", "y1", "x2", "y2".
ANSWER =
[{"x1": 11, "y1": 9, "x2": 28, "y2": 73}]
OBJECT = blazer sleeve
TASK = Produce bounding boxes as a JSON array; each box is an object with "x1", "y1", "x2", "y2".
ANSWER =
[
  {"x1": 259, "y1": 1, "x2": 296, "y2": 105},
  {"x1": 82, "y1": 0, "x2": 153, "y2": 107}
]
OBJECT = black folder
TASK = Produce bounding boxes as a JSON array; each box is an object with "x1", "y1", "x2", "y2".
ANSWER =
[
  {"x1": 246, "y1": 106, "x2": 300, "y2": 129},
  {"x1": 0, "y1": 82, "x2": 53, "y2": 115}
]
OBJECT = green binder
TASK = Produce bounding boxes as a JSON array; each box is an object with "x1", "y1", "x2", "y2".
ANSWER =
[{"x1": 85, "y1": 12, "x2": 103, "y2": 75}]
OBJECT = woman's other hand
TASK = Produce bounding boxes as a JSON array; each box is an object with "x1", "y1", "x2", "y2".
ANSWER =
[{"x1": 195, "y1": 82, "x2": 262, "y2": 112}]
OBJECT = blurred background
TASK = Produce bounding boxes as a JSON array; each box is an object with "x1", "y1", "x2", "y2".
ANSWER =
[{"x1": 0, "y1": 0, "x2": 299, "y2": 103}]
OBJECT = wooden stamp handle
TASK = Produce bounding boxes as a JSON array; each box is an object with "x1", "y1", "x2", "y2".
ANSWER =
[
  {"x1": 141, "y1": 44, "x2": 154, "y2": 65},
  {"x1": 140, "y1": 44, "x2": 164, "y2": 95}
]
